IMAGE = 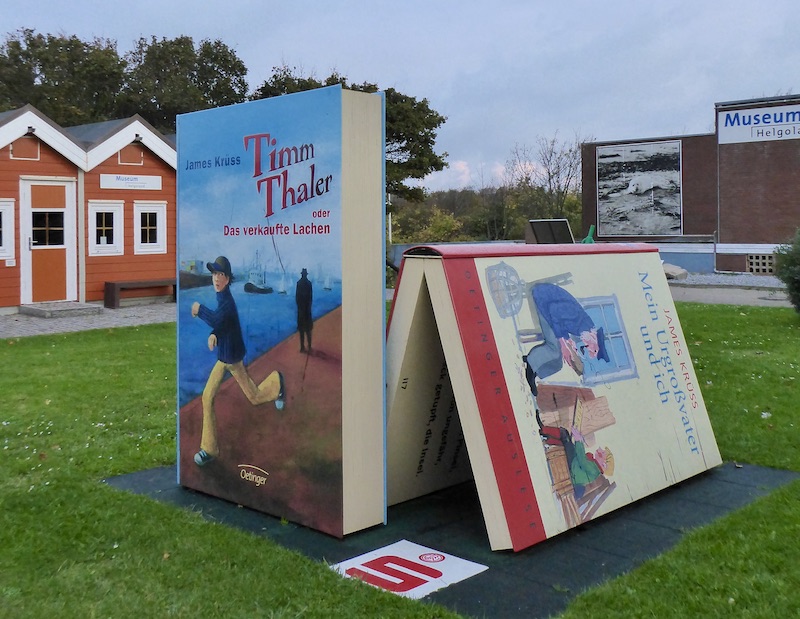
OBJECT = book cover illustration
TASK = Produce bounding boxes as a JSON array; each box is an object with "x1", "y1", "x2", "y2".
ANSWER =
[
  {"x1": 472, "y1": 249, "x2": 721, "y2": 545},
  {"x1": 176, "y1": 86, "x2": 377, "y2": 538}
]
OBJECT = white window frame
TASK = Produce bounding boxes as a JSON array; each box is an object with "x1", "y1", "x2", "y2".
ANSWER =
[
  {"x1": 0, "y1": 198, "x2": 15, "y2": 260},
  {"x1": 88, "y1": 200, "x2": 125, "y2": 256},
  {"x1": 133, "y1": 200, "x2": 167, "y2": 255}
]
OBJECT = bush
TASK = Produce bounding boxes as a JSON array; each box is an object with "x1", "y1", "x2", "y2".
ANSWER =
[{"x1": 775, "y1": 227, "x2": 800, "y2": 312}]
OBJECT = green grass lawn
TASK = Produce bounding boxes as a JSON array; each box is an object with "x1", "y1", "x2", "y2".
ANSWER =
[
  {"x1": 1, "y1": 304, "x2": 798, "y2": 618},
  {"x1": 561, "y1": 304, "x2": 800, "y2": 618}
]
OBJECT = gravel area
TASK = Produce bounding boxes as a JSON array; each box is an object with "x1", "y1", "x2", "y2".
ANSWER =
[{"x1": 677, "y1": 272, "x2": 786, "y2": 289}]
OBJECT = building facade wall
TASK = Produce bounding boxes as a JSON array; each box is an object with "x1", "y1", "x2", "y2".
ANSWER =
[
  {"x1": 582, "y1": 95, "x2": 800, "y2": 273},
  {"x1": 582, "y1": 134, "x2": 717, "y2": 241},
  {"x1": 0, "y1": 139, "x2": 78, "y2": 308},
  {"x1": 83, "y1": 145, "x2": 176, "y2": 303},
  {"x1": 679, "y1": 134, "x2": 718, "y2": 235},
  {"x1": 718, "y1": 139, "x2": 800, "y2": 245},
  {"x1": 0, "y1": 109, "x2": 177, "y2": 311}
]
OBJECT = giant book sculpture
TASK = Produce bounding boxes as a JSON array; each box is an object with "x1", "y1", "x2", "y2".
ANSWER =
[
  {"x1": 386, "y1": 243, "x2": 722, "y2": 551},
  {"x1": 176, "y1": 85, "x2": 386, "y2": 538}
]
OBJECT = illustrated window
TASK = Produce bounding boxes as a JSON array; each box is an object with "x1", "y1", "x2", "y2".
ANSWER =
[
  {"x1": 579, "y1": 295, "x2": 638, "y2": 385},
  {"x1": 133, "y1": 201, "x2": 167, "y2": 254},
  {"x1": 88, "y1": 200, "x2": 124, "y2": 256}
]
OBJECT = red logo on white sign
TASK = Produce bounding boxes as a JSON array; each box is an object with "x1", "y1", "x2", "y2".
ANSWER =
[
  {"x1": 332, "y1": 540, "x2": 487, "y2": 599},
  {"x1": 345, "y1": 555, "x2": 443, "y2": 593}
]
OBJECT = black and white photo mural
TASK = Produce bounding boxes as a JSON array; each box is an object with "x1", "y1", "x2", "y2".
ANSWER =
[{"x1": 596, "y1": 140, "x2": 683, "y2": 236}]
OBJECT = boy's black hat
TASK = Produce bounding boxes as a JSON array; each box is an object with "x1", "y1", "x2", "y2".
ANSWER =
[{"x1": 207, "y1": 256, "x2": 234, "y2": 280}]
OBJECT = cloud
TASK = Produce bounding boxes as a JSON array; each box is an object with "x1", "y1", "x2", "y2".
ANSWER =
[
  {"x1": 422, "y1": 160, "x2": 506, "y2": 192},
  {"x1": 12, "y1": 0, "x2": 800, "y2": 193}
]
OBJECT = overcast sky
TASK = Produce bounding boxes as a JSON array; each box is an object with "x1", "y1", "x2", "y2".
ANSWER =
[{"x1": 8, "y1": 0, "x2": 800, "y2": 191}]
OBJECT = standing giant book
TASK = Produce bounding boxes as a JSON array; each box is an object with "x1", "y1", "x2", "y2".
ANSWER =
[
  {"x1": 386, "y1": 243, "x2": 722, "y2": 551},
  {"x1": 177, "y1": 85, "x2": 386, "y2": 537}
]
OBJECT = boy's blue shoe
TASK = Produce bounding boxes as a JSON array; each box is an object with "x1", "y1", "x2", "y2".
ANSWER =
[{"x1": 194, "y1": 449, "x2": 214, "y2": 466}]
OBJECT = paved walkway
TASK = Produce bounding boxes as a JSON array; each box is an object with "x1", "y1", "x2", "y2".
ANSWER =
[
  {"x1": 0, "y1": 281, "x2": 793, "y2": 339},
  {"x1": 668, "y1": 282, "x2": 792, "y2": 307},
  {"x1": 0, "y1": 302, "x2": 176, "y2": 338}
]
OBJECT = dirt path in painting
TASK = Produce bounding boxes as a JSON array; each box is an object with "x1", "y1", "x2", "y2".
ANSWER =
[{"x1": 178, "y1": 307, "x2": 346, "y2": 537}]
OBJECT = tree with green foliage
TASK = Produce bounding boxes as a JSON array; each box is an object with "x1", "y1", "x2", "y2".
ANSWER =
[
  {"x1": 419, "y1": 187, "x2": 492, "y2": 239},
  {"x1": 0, "y1": 30, "x2": 249, "y2": 134},
  {"x1": 120, "y1": 35, "x2": 247, "y2": 133},
  {"x1": 775, "y1": 227, "x2": 800, "y2": 312},
  {"x1": 1, "y1": 33, "x2": 446, "y2": 192},
  {"x1": 251, "y1": 64, "x2": 448, "y2": 202},
  {"x1": 0, "y1": 28, "x2": 125, "y2": 126},
  {"x1": 390, "y1": 199, "x2": 468, "y2": 244},
  {"x1": 412, "y1": 206, "x2": 465, "y2": 243},
  {"x1": 194, "y1": 39, "x2": 250, "y2": 109}
]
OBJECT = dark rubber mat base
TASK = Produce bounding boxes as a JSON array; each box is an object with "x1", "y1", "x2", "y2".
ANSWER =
[{"x1": 105, "y1": 463, "x2": 798, "y2": 618}]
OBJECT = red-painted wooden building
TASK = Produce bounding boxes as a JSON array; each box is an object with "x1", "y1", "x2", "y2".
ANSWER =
[{"x1": 0, "y1": 105, "x2": 176, "y2": 314}]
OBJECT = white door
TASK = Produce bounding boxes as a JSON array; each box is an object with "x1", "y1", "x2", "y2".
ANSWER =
[{"x1": 19, "y1": 178, "x2": 78, "y2": 304}]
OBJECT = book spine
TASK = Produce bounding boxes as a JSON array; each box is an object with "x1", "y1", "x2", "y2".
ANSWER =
[{"x1": 442, "y1": 258, "x2": 545, "y2": 550}]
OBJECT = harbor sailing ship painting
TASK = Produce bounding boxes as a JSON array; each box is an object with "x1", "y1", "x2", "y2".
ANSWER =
[{"x1": 244, "y1": 250, "x2": 273, "y2": 294}]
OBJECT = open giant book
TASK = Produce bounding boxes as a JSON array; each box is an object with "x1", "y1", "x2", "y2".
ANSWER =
[{"x1": 386, "y1": 243, "x2": 722, "y2": 551}]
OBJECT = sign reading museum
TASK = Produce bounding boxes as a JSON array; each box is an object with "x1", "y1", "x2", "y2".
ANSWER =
[
  {"x1": 718, "y1": 103, "x2": 800, "y2": 145},
  {"x1": 99, "y1": 174, "x2": 162, "y2": 190}
]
